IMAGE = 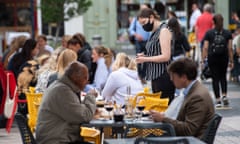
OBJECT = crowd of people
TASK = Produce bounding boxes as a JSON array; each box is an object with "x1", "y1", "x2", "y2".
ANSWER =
[{"x1": 0, "y1": 2, "x2": 239, "y2": 144}]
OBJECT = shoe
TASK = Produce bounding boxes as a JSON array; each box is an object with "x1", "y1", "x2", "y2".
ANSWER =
[
  {"x1": 215, "y1": 101, "x2": 222, "y2": 107},
  {"x1": 222, "y1": 96, "x2": 229, "y2": 106}
]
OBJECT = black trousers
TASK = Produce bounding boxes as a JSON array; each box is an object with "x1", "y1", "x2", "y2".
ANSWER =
[
  {"x1": 208, "y1": 54, "x2": 228, "y2": 99},
  {"x1": 135, "y1": 41, "x2": 147, "y2": 79},
  {"x1": 151, "y1": 71, "x2": 175, "y2": 104}
]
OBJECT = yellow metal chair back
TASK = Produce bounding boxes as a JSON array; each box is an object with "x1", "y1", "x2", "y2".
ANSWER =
[
  {"x1": 131, "y1": 91, "x2": 168, "y2": 112},
  {"x1": 29, "y1": 87, "x2": 35, "y2": 93},
  {"x1": 25, "y1": 92, "x2": 43, "y2": 132},
  {"x1": 80, "y1": 127, "x2": 101, "y2": 144},
  {"x1": 138, "y1": 97, "x2": 169, "y2": 112}
]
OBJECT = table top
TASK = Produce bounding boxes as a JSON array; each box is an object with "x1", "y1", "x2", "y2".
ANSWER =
[
  {"x1": 82, "y1": 118, "x2": 157, "y2": 128},
  {"x1": 104, "y1": 137, "x2": 206, "y2": 144}
]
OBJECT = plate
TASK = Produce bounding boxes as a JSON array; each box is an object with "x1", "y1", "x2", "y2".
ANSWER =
[
  {"x1": 141, "y1": 117, "x2": 152, "y2": 121},
  {"x1": 96, "y1": 117, "x2": 108, "y2": 121}
]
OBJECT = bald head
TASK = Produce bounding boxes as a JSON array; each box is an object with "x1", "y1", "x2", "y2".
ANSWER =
[{"x1": 65, "y1": 61, "x2": 88, "y2": 90}]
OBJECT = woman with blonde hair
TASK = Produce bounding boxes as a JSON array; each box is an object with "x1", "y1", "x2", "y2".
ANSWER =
[
  {"x1": 102, "y1": 52, "x2": 143, "y2": 105},
  {"x1": 47, "y1": 49, "x2": 77, "y2": 87},
  {"x1": 35, "y1": 53, "x2": 58, "y2": 92}
]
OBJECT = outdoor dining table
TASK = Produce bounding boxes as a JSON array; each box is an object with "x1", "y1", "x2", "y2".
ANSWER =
[
  {"x1": 82, "y1": 118, "x2": 159, "y2": 128},
  {"x1": 82, "y1": 118, "x2": 163, "y2": 138},
  {"x1": 104, "y1": 136, "x2": 207, "y2": 144}
]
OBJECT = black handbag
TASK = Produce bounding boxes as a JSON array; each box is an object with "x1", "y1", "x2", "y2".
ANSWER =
[{"x1": 201, "y1": 64, "x2": 212, "y2": 80}]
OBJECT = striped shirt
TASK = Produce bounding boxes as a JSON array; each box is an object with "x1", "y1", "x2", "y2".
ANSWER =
[{"x1": 145, "y1": 23, "x2": 171, "y2": 80}]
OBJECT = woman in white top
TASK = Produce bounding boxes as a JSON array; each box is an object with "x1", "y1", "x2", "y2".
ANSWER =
[
  {"x1": 89, "y1": 46, "x2": 113, "y2": 91},
  {"x1": 102, "y1": 52, "x2": 143, "y2": 105}
]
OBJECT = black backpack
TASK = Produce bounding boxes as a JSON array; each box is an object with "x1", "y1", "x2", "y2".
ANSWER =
[{"x1": 208, "y1": 30, "x2": 227, "y2": 56}]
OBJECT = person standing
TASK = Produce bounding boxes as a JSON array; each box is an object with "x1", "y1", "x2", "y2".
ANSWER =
[
  {"x1": 36, "y1": 62, "x2": 97, "y2": 144},
  {"x1": 150, "y1": 58, "x2": 214, "y2": 139},
  {"x1": 128, "y1": 4, "x2": 151, "y2": 83},
  {"x1": 189, "y1": 3, "x2": 201, "y2": 32},
  {"x1": 202, "y1": 14, "x2": 234, "y2": 107},
  {"x1": 231, "y1": 25, "x2": 240, "y2": 82},
  {"x1": 195, "y1": 3, "x2": 213, "y2": 63},
  {"x1": 168, "y1": 17, "x2": 191, "y2": 60},
  {"x1": 136, "y1": 8, "x2": 175, "y2": 103}
]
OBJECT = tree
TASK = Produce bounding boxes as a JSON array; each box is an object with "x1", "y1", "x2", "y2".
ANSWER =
[{"x1": 40, "y1": 0, "x2": 92, "y2": 46}]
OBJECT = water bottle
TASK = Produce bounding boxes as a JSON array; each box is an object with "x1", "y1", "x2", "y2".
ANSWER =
[{"x1": 125, "y1": 86, "x2": 133, "y2": 118}]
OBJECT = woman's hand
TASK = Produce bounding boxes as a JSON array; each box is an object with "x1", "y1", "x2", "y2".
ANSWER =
[
  {"x1": 229, "y1": 62, "x2": 234, "y2": 70},
  {"x1": 136, "y1": 53, "x2": 145, "y2": 64}
]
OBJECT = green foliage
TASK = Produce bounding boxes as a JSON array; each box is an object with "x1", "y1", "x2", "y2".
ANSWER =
[{"x1": 40, "y1": 0, "x2": 92, "y2": 23}]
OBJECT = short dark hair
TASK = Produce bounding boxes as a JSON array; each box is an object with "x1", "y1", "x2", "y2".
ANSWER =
[
  {"x1": 137, "y1": 8, "x2": 160, "y2": 20},
  {"x1": 67, "y1": 34, "x2": 84, "y2": 47},
  {"x1": 37, "y1": 35, "x2": 47, "y2": 41},
  {"x1": 167, "y1": 58, "x2": 197, "y2": 80}
]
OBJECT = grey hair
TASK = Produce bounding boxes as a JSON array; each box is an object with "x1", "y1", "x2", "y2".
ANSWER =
[
  {"x1": 64, "y1": 61, "x2": 86, "y2": 79},
  {"x1": 203, "y1": 3, "x2": 212, "y2": 13}
]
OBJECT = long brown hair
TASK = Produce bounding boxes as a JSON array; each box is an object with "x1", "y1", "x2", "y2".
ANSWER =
[
  {"x1": 213, "y1": 14, "x2": 224, "y2": 31},
  {"x1": 93, "y1": 46, "x2": 113, "y2": 69}
]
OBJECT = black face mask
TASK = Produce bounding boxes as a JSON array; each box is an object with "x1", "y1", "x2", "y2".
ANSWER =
[{"x1": 142, "y1": 19, "x2": 154, "y2": 32}]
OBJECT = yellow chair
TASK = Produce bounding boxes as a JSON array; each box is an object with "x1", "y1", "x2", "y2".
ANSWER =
[
  {"x1": 131, "y1": 92, "x2": 162, "y2": 108},
  {"x1": 132, "y1": 91, "x2": 168, "y2": 112},
  {"x1": 138, "y1": 97, "x2": 169, "y2": 112},
  {"x1": 29, "y1": 87, "x2": 35, "y2": 93},
  {"x1": 80, "y1": 127, "x2": 101, "y2": 144},
  {"x1": 25, "y1": 92, "x2": 43, "y2": 132}
]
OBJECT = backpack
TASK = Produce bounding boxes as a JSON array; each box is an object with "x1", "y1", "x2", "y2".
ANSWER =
[{"x1": 208, "y1": 30, "x2": 227, "y2": 56}]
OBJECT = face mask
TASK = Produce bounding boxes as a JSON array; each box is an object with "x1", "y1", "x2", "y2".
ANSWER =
[{"x1": 142, "y1": 18, "x2": 154, "y2": 32}]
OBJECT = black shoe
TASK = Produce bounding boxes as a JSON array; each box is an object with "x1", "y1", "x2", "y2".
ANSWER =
[
  {"x1": 222, "y1": 96, "x2": 229, "y2": 106},
  {"x1": 215, "y1": 101, "x2": 222, "y2": 108}
]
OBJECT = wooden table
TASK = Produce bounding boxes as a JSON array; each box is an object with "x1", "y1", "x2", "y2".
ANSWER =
[{"x1": 104, "y1": 136, "x2": 206, "y2": 144}]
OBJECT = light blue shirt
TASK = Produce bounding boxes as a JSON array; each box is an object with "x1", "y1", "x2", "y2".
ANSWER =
[
  {"x1": 183, "y1": 80, "x2": 197, "y2": 97},
  {"x1": 93, "y1": 57, "x2": 110, "y2": 90},
  {"x1": 128, "y1": 17, "x2": 151, "y2": 41}
]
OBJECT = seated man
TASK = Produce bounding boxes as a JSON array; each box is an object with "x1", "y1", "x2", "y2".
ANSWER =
[
  {"x1": 36, "y1": 61, "x2": 97, "y2": 144},
  {"x1": 150, "y1": 58, "x2": 215, "y2": 139}
]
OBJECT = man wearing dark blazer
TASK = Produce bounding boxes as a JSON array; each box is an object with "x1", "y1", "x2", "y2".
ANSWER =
[{"x1": 150, "y1": 58, "x2": 215, "y2": 139}]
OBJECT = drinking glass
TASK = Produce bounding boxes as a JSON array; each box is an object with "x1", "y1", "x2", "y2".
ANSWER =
[
  {"x1": 136, "y1": 105, "x2": 145, "y2": 121},
  {"x1": 105, "y1": 104, "x2": 114, "y2": 120}
]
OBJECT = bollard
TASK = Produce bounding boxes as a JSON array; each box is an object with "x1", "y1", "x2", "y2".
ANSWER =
[{"x1": 92, "y1": 35, "x2": 102, "y2": 47}]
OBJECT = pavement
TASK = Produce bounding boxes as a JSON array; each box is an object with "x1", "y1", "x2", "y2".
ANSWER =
[{"x1": 0, "y1": 80, "x2": 239, "y2": 143}]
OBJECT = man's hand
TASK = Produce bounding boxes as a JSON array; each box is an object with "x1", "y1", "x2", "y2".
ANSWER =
[
  {"x1": 149, "y1": 110, "x2": 165, "y2": 122},
  {"x1": 135, "y1": 34, "x2": 144, "y2": 41},
  {"x1": 87, "y1": 89, "x2": 98, "y2": 97}
]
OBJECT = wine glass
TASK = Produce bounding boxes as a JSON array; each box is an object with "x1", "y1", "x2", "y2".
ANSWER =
[
  {"x1": 136, "y1": 105, "x2": 145, "y2": 121},
  {"x1": 105, "y1": 104, "x2": 114, "y2": 120}
]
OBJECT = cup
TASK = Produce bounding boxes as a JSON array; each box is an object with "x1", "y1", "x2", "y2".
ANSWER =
[{"x1": 113, "y1": 114, "x2": 124, "y2": 122}]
